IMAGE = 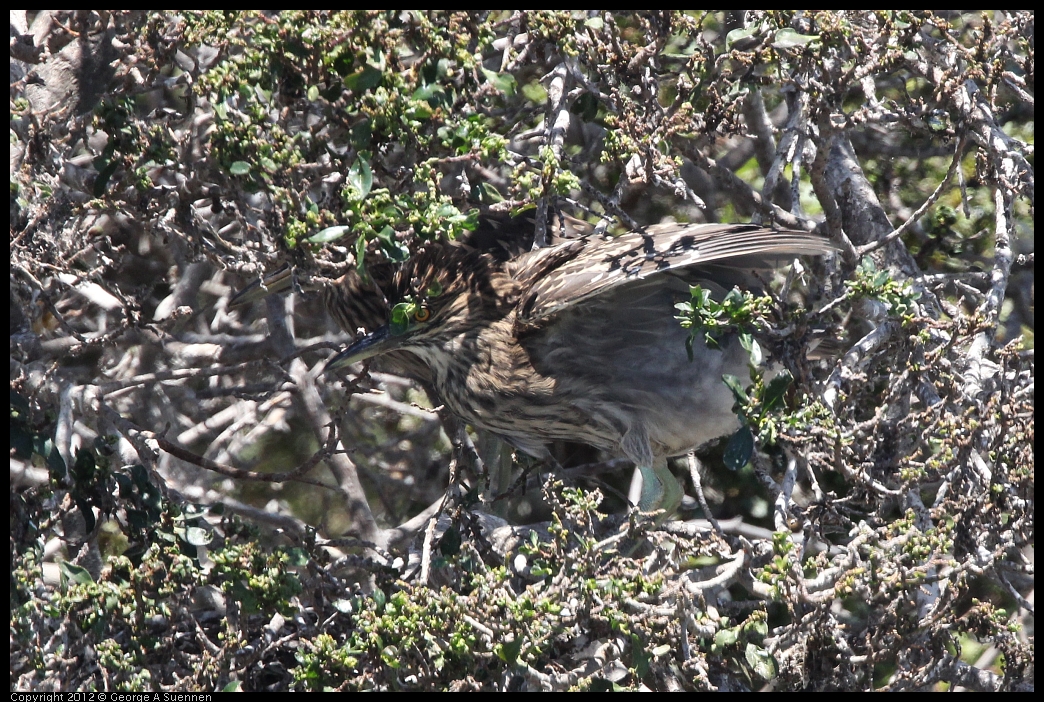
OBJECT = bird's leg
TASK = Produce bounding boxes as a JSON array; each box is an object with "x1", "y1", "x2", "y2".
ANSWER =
[{"x1": 628, "y1": 458, "x2": 683, "y2": 521}]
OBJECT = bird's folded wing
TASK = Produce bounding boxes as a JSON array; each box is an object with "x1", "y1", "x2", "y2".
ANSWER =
[{"x1": 515, "y1": 223, "x2": 835, "y2": 322}]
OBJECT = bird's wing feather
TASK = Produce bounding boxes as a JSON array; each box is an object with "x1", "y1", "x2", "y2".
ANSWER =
[{"x1": 515, "y1": 223, "x2": 834, "y2": 322}]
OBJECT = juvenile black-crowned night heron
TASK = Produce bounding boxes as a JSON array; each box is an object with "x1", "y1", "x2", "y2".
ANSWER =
[{"x1": 234, "y1": 218, "x2": 832, "y2": 516}]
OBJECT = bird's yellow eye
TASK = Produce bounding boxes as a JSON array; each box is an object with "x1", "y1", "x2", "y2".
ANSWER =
[{"x1": 414, "y1": 306, "x2": 431, "y2": 322}]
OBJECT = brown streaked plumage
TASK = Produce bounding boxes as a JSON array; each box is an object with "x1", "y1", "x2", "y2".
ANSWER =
[
  {"x1": 229, "y1": 212, "x2": 577, "y2": 382},
  {"x1": 319, "y1": 219, "x2": 834, "y2": 516},
  {"x1": 229, "y1": 259, "x2": 435, "y2": 381}
]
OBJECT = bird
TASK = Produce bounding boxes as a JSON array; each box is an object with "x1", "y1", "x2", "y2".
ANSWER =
[{"x1": 238, "y1": 216, "x2": 834, "y2": 518}]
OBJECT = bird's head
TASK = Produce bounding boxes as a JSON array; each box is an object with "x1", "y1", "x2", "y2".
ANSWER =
[{"x1": 324, "y1": 245, "x2": 513, "y2": 373}]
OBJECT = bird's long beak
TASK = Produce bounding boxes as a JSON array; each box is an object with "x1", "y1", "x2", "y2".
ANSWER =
[
  {"x1": 324, "y1": 325, "x2": 399, "y2": 372},
  {"x1": 228, "y1": 265, "x2": 294, "y2": 306}
]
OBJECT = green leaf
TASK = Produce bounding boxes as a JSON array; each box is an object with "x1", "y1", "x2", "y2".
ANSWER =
[
  {"x1": 459, "y1": 209, "x2": 481, "y2": 231},
  {"x1": 130, "y1": 463, "x2": 152, "y2": 490},
  {"x1": 375, "y1": 226, "x2": 408, "y2": 261},
  {"x1": 47, "y1": 444, "x2": 67, "y2": 481},
  {"x1": 740, "y1": 333, "x2": 762, "y2": 366},
  {"x1": 744, "y1": 618, "x2": 769, "y2": 638},
  {"x1": 630, "y1": 633, "x2": 651, "y2": 679},
  {"x1": 651, "y1": 643, "x2": 673, "y2": 658},
  {"x1": 72, "y1": 448, "x2": 96, "y2": 482},
  {"x1": 425, "y1": 279, "x2": 443, "y2": 297},
  {"x1": 495, "y1": 637, "x2": 523, "y2": 664},
  {"x1": 725, "y1": 26, "x2": 761, "y2": 51},
  {"x1": 93, "y1": 159, "x2": 120, "y2": 197},
  {"x1": 286, "y1": 547, "x2": 310, "y2": 566},
  {"x1": 771, "y1": 28, "x2": 820, "y2": 49},
  {"x1": 412, "y1": 82, "x2": 440, "y2": 101},
  {"x1": 722, "y1": 374, "x2": 748, "y2": 405},
  {"x1": 689, "y1": 284, "x2": 713, "y2": 307},
  {"x1": 307, "y1": 225, "x2": 353, "y2": 244},
  {"x1": 478, "y1": 182, "x2": 504, "y2": 204},
  {"x1": 521, "y1": 81, "x2": 547, "y2": 104},
  {"x1": 713, "y1": 625, "x2": 741, "y2": 648},
  {"x1": 390, "y1": 302, "x2": 412, "y2": 334},
  {"x1": 381, "y1": 645, "x2": 401, "y2": 668},
  {"x1": 59, "y1": 561, "x2": 95, "y2": 587},
  {"x1": 436, "y1": 203, "x2": 462, "y2": 219},
  {"x1": 723, "y1": 426, "x2": 754, "y2": 471},
  {"x1": 722, "y1": 287, "x2": 745, "y2": 306},
  {"x1": 345, "y1": 157, "x2": 373, "y2": 202},
  {"x1": 344, "y1": 64, "x2": 382, "y2": 92},
  {"x1": 762, "y1": 371, "x2": 793, "y2": 412},
  {"x1": 351, "y1": 120, "x2": 372, "y2": 149},
  {"x1": 572, "y1": 92, "x2": 600, "y2": 122},
  {"x1": 182, "y1": 526, "x2": 212, "y2": 546},
  {"x1": 745, "y1": 643, "x2": 779, "y2": 681},
  {"x1": 480, "y1": 68, "x2": 517, "y2": 95},
  {"x1": 354, "y1": 232, "x2": 368, "y2": 281},
  {"x1": 407, "y1": 101, "x2": 433, "y2": 120},
  {"x1": 229, "y1": 161, "x2": 251, "y2": 176},
  {"x1": 440, "y1": 525, "x2": 462, "y2": 556}
]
